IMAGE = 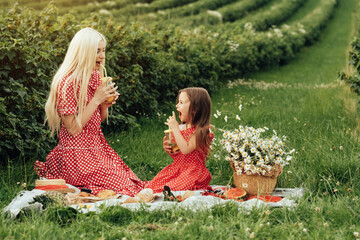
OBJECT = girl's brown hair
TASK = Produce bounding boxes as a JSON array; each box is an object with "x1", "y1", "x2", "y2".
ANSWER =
[{"x1": 178, "y1": 87, "x2": 212, "y2": 149}]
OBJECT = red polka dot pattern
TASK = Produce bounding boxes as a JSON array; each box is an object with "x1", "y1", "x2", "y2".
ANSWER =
[
  {"x1": 145, "y1": 127, "x2": 213, "y2": 193},
  {"x1": 34, "y1": 70, "x2": 144, "y2": 196}
]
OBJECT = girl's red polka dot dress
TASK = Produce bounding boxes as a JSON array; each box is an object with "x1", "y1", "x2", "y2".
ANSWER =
[
  {"x1": 145, "y1": 127, "x2": 213, "y2": 193},
  {"x1": 34, "y1": 70, "x2": 144, "y2": 196}
]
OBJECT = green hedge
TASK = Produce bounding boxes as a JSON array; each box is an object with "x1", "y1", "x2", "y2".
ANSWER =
[
  {"x1": 339, "y1": 0, "x2": 360, "y2": 95},
  {"x1": 0, "y1": 0, "x2": 337, "y2": 161},
  {"x1": 0, "y1": 0, "x2": 109, "y2": 11},
  {"x1": 339, "y1": 38, "x2": 360, "y2": 94},
  {"x1": 0, "y1": 5, "x2": 79, "y2": 160},
  {"x1": 224, "y1": 0, "x2": 306, "y2": 31},
  {"x1": 161, "y1": 0, "x2": 238, "y2": 18},
  {"x1": 0, "y1": 4, "x2": 225, "y2": 161},
  {"x1": 167, "y1": 0, "x2": 272, "y2": 27},
  {"x1": 111, "y1": 0, "x2": 197, "y2": 17}
]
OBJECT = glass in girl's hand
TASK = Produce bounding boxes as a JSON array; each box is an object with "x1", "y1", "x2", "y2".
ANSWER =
[{"x1": 164, "y1": 129, "x2": 179, "y2": 153}]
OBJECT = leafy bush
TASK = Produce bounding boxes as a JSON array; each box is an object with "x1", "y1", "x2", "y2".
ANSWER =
[
  {"x1": 162, "y1": 0, "x2": 238, "y2": 18},
  {"x1": 168, "y1": 0, "x2": 271, "y2": 27},
  {"x1": 0, "y1": 4, "x2": 79, "y2": 160},
  {"x1": 339, "y1": 38, "x2": 360, "y2": 94},
  {"x1": 0, "y1": 0, "x2": 337, "y2": 162},
  {"x1": 226, "y1": 0, "x2": 306, "y2": 31},
  {"x1": 111, "y1": 0, "x2": 197, "y2": 17},
  {"x1": 339, "y1": 0, "x2": 360, "y2": 94}
]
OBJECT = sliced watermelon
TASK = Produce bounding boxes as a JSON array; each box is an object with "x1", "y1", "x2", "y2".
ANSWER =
[
  {"x1": 224, "y1": 188, "x2": 247, "y2": 200},
  {"x1": 35, "y1": 185, "x2": 68, "y2": 190},
  {"x1": 247, "y1": 195, "x2": 283, "y2": 202}
]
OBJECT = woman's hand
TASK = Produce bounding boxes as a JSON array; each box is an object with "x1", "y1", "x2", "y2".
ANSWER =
[
  {"x1": 93, "y1": 81, "x2": 118, "y2": 105},
  {"x1": 100, "y1": 92, "x2": 119, "y2": 109},
  {"x1": 165, "y1": 111, "x2": 178, "y2": 130}
]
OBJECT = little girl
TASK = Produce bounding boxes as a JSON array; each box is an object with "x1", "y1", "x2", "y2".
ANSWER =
[
  {"x1": 34, "y1": 28, "x2": 144, "y2": 196},
  {"x1": 146, "y1": 87, "x2": 214, "y2": 193}
]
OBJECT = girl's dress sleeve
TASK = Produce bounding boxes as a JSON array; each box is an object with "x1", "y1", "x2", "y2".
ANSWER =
[{"x1": 57, "y1": 77, "x2": 78, "y2": 116}]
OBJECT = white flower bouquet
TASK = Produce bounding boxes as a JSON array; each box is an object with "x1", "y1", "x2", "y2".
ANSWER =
[{"x1": 214, "y1": 106, "x2": 295, "y2": 178}]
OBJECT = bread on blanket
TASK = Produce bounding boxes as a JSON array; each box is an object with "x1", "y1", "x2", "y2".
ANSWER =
[
  {"x1": 74, "y1": 192, "x2": 96, "y2": 204},
  {"x1": 96, "y1": 190, "x2": 117, "y2": 198},
  {"x1": 77, "y1": 192, "x2": 94, "y2": 197},
  {"x1": 136, "y1": 188, "x2": 154, "y2": 203},
  {"x1": 65, "y1": 192, "x2": 77, "y2": 205},
  {"x1": 123, "y1": 197, "x2": 140, "y2": 204},
  {"x1": 51, "y1": 188, "x2": 76, "y2": 193},
  {"x1": 182, "y1": 190, "x2": 194, "y2": 200},
  {"x1": 35, "y1": 179, "x2": 66, "y2": 186}
]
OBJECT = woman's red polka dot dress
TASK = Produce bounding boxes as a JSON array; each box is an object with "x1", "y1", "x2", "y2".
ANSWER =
[
  {"x1": 34, "y1": 70, "x2": 144, "y2": 196},
  {"x1": 145, "y1": 127, "x2": 213, "y2": 193}
]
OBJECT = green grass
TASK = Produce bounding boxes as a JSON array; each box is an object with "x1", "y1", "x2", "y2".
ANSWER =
[{"x1": 1, "y1": 0, "x2": 360, "y2": 239}]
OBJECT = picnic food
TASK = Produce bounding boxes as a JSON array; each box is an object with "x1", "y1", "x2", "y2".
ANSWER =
[
  {"x1": 182, "y1": 190, "x2": 194, "y2": 200},
  {"x1": 247, "y1": 195, "x2": 283, "y2": 202},
  {"x1": 35, "y1": 179, "x2": 66, "y2": 186},
  {"x1": 162, "y1": 186, "x2": 194, "y2": 202},
  {"x1": 66, "y1": 191, "x2": 116, "y2": 205},
  {"x1": 78, "y1": 204, "x2": 92, "y2": 209},
  {"x1": 136, "y1": 188, "x2": 154, "y2": 203},
  {"x1": 224, "y1": 188, "x2": 247, "y2": 200},
  {"x1": 77, "y1": 192, "x2": 94, "y2": 197},
  {"x1": 34, "y1": 179, "x2": 75, "y2": 193},
  {"x1": 174, "y1": 190, "x2": 195, "y2": 202},
  {"x1": 163, "y1": 185, "x2": 177, "y2": 201},
  {"x1": 123, "y1": 197, "x2": 140, "y2": 204},
  {"x1": 74, "y1": 192, "x2": 96, "y2": 204},
  {"x1": 96, "y1": 189, "x2": 116, "y2": 198}
]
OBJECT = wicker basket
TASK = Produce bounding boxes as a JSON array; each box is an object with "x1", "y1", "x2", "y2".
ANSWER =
[{"x1": 230, "y1": 162, "x2": 283, "y2": 196}]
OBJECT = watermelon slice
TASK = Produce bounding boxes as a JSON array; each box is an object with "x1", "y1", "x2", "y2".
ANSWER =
[
  {"x1": 35, "y1": 185, "x2": 68, "y2": 190},
  {"x1": 247, "y1": 195, "x2": 283, "y2": 202},
  {"x1": 224, "y1": 188, "x2": 247, "y2": 200}
]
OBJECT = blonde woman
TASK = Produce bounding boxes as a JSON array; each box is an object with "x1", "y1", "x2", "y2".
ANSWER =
[{"x1": 35, "y1": 28, "x2": 144, "y2": 196}]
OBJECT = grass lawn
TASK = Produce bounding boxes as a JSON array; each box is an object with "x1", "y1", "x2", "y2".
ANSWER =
[{"x1": 1, "y1": 0, "x2": 360, "y2": 239}]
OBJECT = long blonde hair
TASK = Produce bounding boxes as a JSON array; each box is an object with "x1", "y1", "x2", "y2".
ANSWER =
[{"x1": 45, "y1": 28, "x2": 106, "y2": 136}]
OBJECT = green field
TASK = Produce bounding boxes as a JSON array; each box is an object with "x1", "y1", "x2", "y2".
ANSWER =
[{"x1": 1, "y1": 0, "x2": 360, "y2": 239}]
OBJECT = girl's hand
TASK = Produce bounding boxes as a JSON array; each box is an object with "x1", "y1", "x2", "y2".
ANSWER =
[
  {"x1": 165, "y1": 111, "x2": 178, "y2": 130},
  {"x1": 163, "y1": 136, "x2": 172, "y2": 154},
  {"x1": 93, "y1": 81, "x2": 118, "y2": 105},
  {"x1": 100, "y1": 92, "x2": 119, "y2": 109}
]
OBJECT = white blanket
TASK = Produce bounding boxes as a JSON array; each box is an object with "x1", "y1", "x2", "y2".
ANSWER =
[
  {"x1": 74, "y1": 187, "x2": 303, "y2": 214},
  {"x1": 3, "y1": 185, "x2": 303, "y2": 219}
]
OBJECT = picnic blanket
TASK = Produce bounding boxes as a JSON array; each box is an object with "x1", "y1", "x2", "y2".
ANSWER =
[{"x1": 3, "y1": 185, "x2": 303, "y2": 219}]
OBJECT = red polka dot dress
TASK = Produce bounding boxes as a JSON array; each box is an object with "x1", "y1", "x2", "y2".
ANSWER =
[
  {"x1": 145, "y1": 126, "x2": 213, "y2": 193},
  {"x1": 34, "y1": 70, "x2": 144, "y2": 196}
]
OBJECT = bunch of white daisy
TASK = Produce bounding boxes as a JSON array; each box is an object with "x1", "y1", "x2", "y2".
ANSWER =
[{"x1": 216, "y1": 105, "x2": 294, "y2": 176}]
